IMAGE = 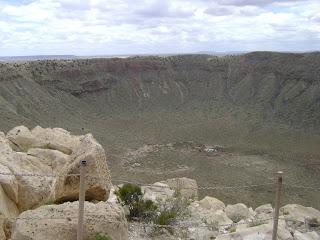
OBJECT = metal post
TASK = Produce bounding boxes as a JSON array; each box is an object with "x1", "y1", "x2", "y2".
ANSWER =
[
  {"x1": 272, "y1": 171, "x2": 283, "y2": 240},
  {"x1": 77, "y1": 160, "x2": 87, "y2": 240}
]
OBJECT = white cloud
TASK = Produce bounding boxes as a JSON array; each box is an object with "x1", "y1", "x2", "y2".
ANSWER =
[{"x1": 0, "y1": 0, "x2": 319, "y2": 55}]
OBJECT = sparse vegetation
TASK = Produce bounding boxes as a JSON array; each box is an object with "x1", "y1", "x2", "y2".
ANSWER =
[
  {"x1": 115, "y1": 183, "x2": 157, "y2": 221},
  {"x1": 228, "y1": 226, "x2": 236, "y2": 233},
  {"x1": 204, "y1": 220, "x2": 219, "y2": 232},
  {"x1": 115, "y1": 183, "x2": 142, "y2": 205},
  {"x1": 86, "y1": 233, "x2": 112, "y2": 240},
  {"x1": 155, "y1": 209, "x2": 177, "y2": 226}
]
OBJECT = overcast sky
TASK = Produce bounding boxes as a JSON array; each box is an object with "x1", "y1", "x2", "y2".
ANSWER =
[{"x1": 0, "y1": 0, "x2": 319, "y2": 56}]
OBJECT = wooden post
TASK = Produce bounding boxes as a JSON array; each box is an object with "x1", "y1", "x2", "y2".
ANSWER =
[
  {"x1": 77, "y1": 160, "x2": 87, "y2": 240},
  {"x1": 272, "y1": 171, "x2": 283, "y2": 240}
]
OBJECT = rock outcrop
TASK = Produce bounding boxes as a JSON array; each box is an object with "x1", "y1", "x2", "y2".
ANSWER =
[
  {"x1": 188, "y1": 200, "x2": 232, "y2": 226},
  {"x1": 142, "y1": 182, "x2": 175, "y2": 203},
  {"x1": 199, "y1": 196, "x2": 225, "y2": 211},
  {"x1": 0, "y1": 126, "x2": 112, "y2": 211},
  {"x1": 293, "y1": 231, "x2": 319, "y2": 240},
  {"x1": 225, "y1": 203, "x2": 250, "y2": 223},
  {"x1": 280, "y1": 204, "x2": 320, "y2": 225},
  {"x1": 161, "y1": 177, "x2": 198, "y2": 200},
  {"x1": 6, "y1": 126, "x2": 79, "y2": 154},
  {"x1": 0, "y1": 126, "x2": 120, "y2": 240},
  {"x1": 142, "y1": 177, "x2": 198, "y2": 203},
  {"x1": 215, "y1": 222, "x2": 293, "y2": 240},
  {"x1": 127, "y1": 179, "x2": 320, "y2": 240},
  {"x1": 11, "y1": 201, "x2": 128, "y2": 240},
  {"x1": 52, "y1": 133, "x2": 111, "y2": 203}
]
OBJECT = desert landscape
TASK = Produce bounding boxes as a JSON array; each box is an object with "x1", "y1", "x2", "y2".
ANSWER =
[
  {"x1": 0, "y1": 52, "x2": 319, "y2": 211},
  {"x1": 1, "y1": 0, "x2": 320, "y2": 238},
  {"x1": 0, "y1": 124, "x2": 319, "y2": 240}
]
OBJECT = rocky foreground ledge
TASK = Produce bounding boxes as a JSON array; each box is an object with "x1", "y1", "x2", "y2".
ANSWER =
[
  {"x1": 0, "y1": 126, "x2": 319, "y2": 240},
  {"x1": 124, "y1": 178, "x2": 320, "y2": 240}
]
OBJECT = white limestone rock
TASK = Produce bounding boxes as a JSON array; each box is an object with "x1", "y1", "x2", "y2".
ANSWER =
[
  {"x1": 199, "y1": 196, "x2": 225, "y2": 212},
  {"x1": 11, "y1": 201, "x2": 128, "y2": 240},
  {"x1": 225, "y1": 203, "x2": 250, "y2": 223}
]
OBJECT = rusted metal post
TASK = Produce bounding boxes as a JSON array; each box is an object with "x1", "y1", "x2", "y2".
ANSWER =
[
  {"x1": 272, "y1": 171, "x2": 283, "y2": 240},
  {"x1": 77, "y1": 160, "x2": 87, "y2": 240}
]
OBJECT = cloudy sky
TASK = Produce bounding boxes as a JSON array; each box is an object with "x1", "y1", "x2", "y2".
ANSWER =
[{"x1": 0, "y1": 0, "x2": 319, "y2": 56}]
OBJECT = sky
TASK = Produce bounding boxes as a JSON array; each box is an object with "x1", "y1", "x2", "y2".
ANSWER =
[{"x1": 0, "y1": 0, "x2": 319, "y2": 56}]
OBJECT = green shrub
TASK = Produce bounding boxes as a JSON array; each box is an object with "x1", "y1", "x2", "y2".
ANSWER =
[
  {"x1": 115, "y1": 184, "x2": 157, "y2": 221},
  {"x1": 94, "y1": 234, "x2": 111, "y2": 240},
  {"x1": 155, "y1": 209, "x2": 177, "y2": 225},
  {"x1": 115, "y1": 183, "x2": 142, "y2": 205},
  {"x1": 228, "y1": 226, "x2": 236, "y2": 233},
  {"x1": 129, "y1": 199, "x2": 157, "y2": 220},
  {"x1": 86, "y1": 233, "x2": 112, "y2": 240}
]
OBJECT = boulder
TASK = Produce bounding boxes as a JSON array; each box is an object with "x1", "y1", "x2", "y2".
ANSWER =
[
  {"x1": 0, "y1": 184, "x2": 19, "y2": 218},
  {"x1": 225, "y1": 203, "x2": 250, "y2": 223},
  {"x1": 177, "y1": 201, "x2": 232, "y2": 240},
  {"x1": 215, "y1": 222, "x2": 293, "y2": 240},
  {"x1": 255, "y1": 203, "x2": 274, "y2": 221},
  {"x1": 280, "y1": 204, "x2": 320, "y2": 225},
  {"x1": 293, "y1": 231, "x2": 319, "y2": 240},
  {"x1": 6, "y1": 126, "x2": 35, "y2": 152},
  {"x1": 255, "y1": 204, "x2": 273, "y2": 215},
  {"x1": 52, "y1": 134, "x2": 112, "y2": 203},
  {"x1": 161, "y1": 177, "x2": 198, "y2": 200},
  {"x1": 0, "y1": 133, "x2": 54, "y2": 211},
  {"x1": 0, "y1": 163, "x2": 19, "y2": 204},
  {"x1": 142, "y1": 182, "x2": 175, "y2": 203},
  {"x1": 187, "y1": 227, "x2": 218, "y2": 240},
  {"x1": 0, "y1": 127, "x2": 112, "y2": 211},
  {"x1": 0, "y1": 184, "x2": 19, "y2": 240},
  {"x1": 1, "y1": 127, "x2": 75, "y2": 210},
  {"x1": 26, "y1": 148, "x2": 69, "y2": 171},
  {"x1": 188, "y1": 201, "x2": 233, "y2": 227},
  {"x1": 199, "y1": 196, "x2": 225, "y2": 212},
  {"x1": 7, "y1": 152, "x2": 55, "y2": 211},
  {"x1": 6, "y1": 126, "x2": 81, "y2": 154},
  {"x1": 11, "y1": 201, "x2": 128, "y2": 240},
  {"x1": 31, "y1": 126, "x2": 80, "y2": 154},
  {"x1": 206, "y1": 209, "x2": 233, "y2": 226}
]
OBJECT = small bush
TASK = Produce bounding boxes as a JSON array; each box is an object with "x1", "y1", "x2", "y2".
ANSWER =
[
  {"x1": 95, "y1": 234, "x2": 111, "y2": 240},
  {"x1": 115, "y1": 183, "x2": 142, "y2": 205},
  {"x1": 155, "y1": 209, "x2": 177, "y2": 225},
  {"x1": 86, "y1": 233, "x2": 112, "y2": 240},
  {"x1": 228, "y1": 226, "x2": 236, "y2": 233},
  {"x1": 115, "y1": 183, "x2": 157, "y2": 221},
  {"x1": 129, "y1": 199, "x2": 157, "y2": 220}
]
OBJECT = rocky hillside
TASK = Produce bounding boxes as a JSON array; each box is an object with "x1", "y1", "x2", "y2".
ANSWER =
[
  {"x1": 0, "y1": 52, "x2": 320, "y2": 131},
  {"x1": 1, "y1": 52, "x2": 320, "y2": 210}
]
